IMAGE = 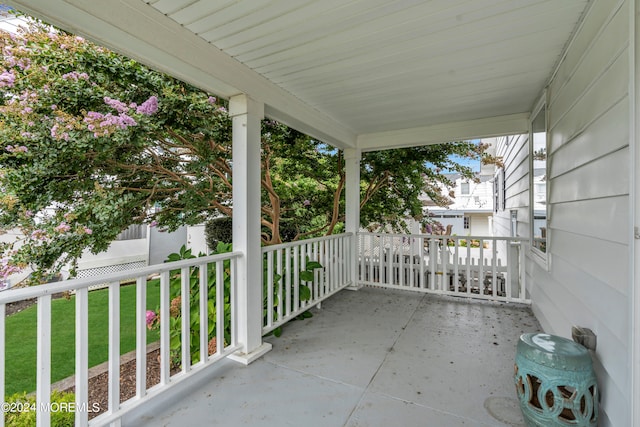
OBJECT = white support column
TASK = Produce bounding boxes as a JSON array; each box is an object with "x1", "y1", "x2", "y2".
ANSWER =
[
  {"x1": 344, "y1": 148, "x2": 361, "y2": 290},
  {"x1": 228, "y1": 94, "x2": 271, "y2": 364}
]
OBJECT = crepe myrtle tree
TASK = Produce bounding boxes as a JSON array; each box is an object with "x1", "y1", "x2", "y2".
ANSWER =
[{"x1": 0, "y1": 20, "x2": 489, "y2": 284}]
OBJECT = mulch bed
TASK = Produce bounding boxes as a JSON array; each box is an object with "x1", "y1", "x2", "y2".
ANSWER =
[{"x1": 62, "y1": 348, "x2": 178, "y2": 419}]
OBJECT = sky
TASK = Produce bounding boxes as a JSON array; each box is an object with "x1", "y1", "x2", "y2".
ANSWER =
[{"x1": 444, "y1": 139, "x2": 481, "y2": 173}]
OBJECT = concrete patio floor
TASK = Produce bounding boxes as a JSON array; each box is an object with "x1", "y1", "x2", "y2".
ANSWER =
[{"x1": 125, "y1": 286, "x2": 542, "y2": 427}]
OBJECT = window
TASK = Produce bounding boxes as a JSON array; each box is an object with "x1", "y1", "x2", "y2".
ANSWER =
[
  {"x1": 463, "y1": 216, "x2": 470, "y2": 229},
  {"x1": 461, "y1": 182, "x2": 470, "y2": 195},
  {"x1": 530, "y1": 99, "x2": 547, "y2": 255}
]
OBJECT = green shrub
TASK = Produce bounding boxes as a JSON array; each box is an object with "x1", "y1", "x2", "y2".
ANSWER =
[
  {"x1": 205, "y1": 217, "x2": 233, "y2": 251},
  {"x1": 5, "y1": 391, "x2": 75, "y2": 427}
]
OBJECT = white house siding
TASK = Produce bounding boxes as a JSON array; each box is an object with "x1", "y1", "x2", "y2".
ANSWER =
[
  {"x1": 494, "y1": 134, "x2": 531, "y2": 241},
  {"x1": 498, "y1": 1, "x2": 630, "y2": 425}
]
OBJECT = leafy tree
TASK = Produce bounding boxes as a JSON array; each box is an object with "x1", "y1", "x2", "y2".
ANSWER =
[{"x1": 0, "y1": 20, "x2": 486, "y2": 283}]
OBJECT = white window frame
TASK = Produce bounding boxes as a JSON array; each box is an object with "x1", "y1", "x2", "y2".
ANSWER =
[
  {"x1": 460, "y1": 181, "x2": 470, "y2": 195},
  {"x1": 529, "y1": 93, "x2": 549, "y2": 266}
]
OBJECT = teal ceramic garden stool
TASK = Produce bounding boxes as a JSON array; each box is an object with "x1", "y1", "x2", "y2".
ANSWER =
[{"x1": 514, "y1": 333, "x2": 598, "y2": 427}]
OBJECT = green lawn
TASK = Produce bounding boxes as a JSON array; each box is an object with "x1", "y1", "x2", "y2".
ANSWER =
[{"x1": 5, "y1": 280, "x2": 161, "y2": 395}]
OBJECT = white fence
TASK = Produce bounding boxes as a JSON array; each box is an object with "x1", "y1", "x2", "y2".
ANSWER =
[
  {"x1": 0, "y1": 251, "x2": 241, "y2": 427},
  {"x1": 358, "y1": 232, "x2": 528, "y2": 303},
  {"x1": 262, "y1": 233, "x2": 353, "y2": 334}
]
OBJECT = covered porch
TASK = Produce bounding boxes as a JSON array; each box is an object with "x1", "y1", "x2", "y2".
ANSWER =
[
  {"x1": 125, "y1": 286, "x2": 540, "y2": 427},
  {"x1": 3, "y1": 1, "x2": 640, "y2": 426}
]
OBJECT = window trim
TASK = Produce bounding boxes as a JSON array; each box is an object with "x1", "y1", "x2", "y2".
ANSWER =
[{"x1": 529, "y1": 93, "x2": 549, "y2": 267}]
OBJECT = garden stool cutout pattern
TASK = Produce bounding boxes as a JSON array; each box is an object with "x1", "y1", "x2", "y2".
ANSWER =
[{"x1": 514, "y1": 333, "x2": 598, "y2": 427}]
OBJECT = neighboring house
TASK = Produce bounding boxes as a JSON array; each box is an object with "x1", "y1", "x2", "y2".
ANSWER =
[
  {"x1": 423, "y1": 139, "x2": 497, "y2": 236},
  {"x1": 0, "y1": 224, "x2": 189, "y2": 289}
]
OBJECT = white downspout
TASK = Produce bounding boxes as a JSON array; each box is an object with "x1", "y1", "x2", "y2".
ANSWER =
[{"x1": 629, "y1": 1, "x2": 640, "y2": 425}]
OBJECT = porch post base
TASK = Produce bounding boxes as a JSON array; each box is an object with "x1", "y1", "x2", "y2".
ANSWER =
[
  {"x1": 346, "y1": 283, "x2": 362, "y2": 291},
  {"x1": 228, "y1": 342, "x2": 272, "y2": 365}
]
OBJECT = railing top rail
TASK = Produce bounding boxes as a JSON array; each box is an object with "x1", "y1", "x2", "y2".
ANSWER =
[
  {"x1": 0, "y1": 251, "x2": 242, "y2": 305},
  {"x1": 261, "y1": 232, "x2": 354, "y2": 253},
  {"x1": 357, "y1": 231, "x2": 522, "y2": 243}
]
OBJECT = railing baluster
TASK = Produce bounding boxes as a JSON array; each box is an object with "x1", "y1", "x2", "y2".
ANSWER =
[
  {"x1": 293, "y1": 245, "x2": 300, "y2": 312},
  {"x1": 180, "y1": 267, "x2": 191, "y2": 372},
  {"x1": 309, "y1": 242, "x2": 316, "y2": 301},
  {"x1": 36, "y1": 294, "x2": 52, "y2": 427},
  {"x1": 285, "y1": 247, "x2": 291, "y2": 317},
  {"x1": 479, "y1": 243, "x2": 485, "y2": 295},
  {"x1": 76, "y1": 287, "x2": 89, "y2": 427},
  {"x1": 358, "y1": 233, "x2": 364, "y2": 282},
  {"x1": 332, "y1": 237, "x2": 337, "y2": 290},
  {"x1": 135, "y1": 277, "x2": 146, "y2": 398},
  {"x1": 199, "y1": 263, "x2": 208, "y2": 363},
  {"x1": 216, "y1": 260, "x2": 224, "y2": 355},
  {"x1": 340, "y1": 237, "x2": 345, "y2": 286},
  {"x1": 466, "y1": 244, "x2": 472, "y2": 296},
  {"x1": 300, "y1": 244, "x2": 307, "y2": 308},
  {"x1": 276, "y1": 249, "x2": 283, "y2": 322},
  {"x1": 453, "y1": 240, "x2": 460, "y2": 293},
  {"x1": 399, "y1": 237, "x2": 405, "y2": 287},
  {"x1": 346, "y1": 235, "x2": 352, "y2": 286},
  {"x1": 314, "y1": 241, "x2": 321, "y2": 298},
  {"x1": 387, "y1": 237, "x2": 394, "y2": 286},
  {"x1": 429, "y1": 238, "x2": 437, "y2": 291},
  {"x1": 108, "y1": 281, "x2": 120, "y2": 415},
  {"x1": 266, "y1": 251, "x2": 274, "y2": 327},
  {"x1": 160, "y1": 271, "x2": 170, "y2": 385},
  {"x1": 409, "y1": 236, "x2": 415, "y2": 288},
  {"x1": 230, "y1": 257, "x2": 238, "y2": 348},
  {"x1": 492, "y1": 240, "x2": 498, "y2": 298}
]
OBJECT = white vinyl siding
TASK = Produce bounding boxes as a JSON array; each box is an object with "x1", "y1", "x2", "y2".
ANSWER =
[
  {"x1": 494, "y1": 134, "x2": 530, "y2": 242},
  {"x1": 531, "y1": 1, "x2": 629, "y2": 425}
]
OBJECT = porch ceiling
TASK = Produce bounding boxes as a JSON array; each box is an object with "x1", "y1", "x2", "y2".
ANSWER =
[{"x1": 10, "y1": 0, "x2": 590, "y2": 150}]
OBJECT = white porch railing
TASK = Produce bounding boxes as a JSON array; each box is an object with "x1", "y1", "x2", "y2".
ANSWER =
[
  {"x1": 262, "y1": 233, "x2": 353, "y2": 334},
  {"x1": 0, "y1": 251, "x2": 241, "y2": 427},
  {"x1": 358, "y1": 232, "x2": 528, "y2": 303}
]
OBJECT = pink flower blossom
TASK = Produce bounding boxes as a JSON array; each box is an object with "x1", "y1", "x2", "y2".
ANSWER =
[
  {"x1": 5, "y1": 145, "x2": 28, "y2": 153},
  {"x1": 0, "y1": 70, "x2": 16, "y2": 88},
  {"x1": 31, "y1": 229, "x2": 48, "y2": 240},
  {"x1": 0, "y1": 257, "x2": 21, "y2": 279},
  {"x1": 104, "y1": 96, "x2": 129, "y2": 113},
  {"x1": 149, "y1": 220, "x2": 158, "y2": 228},
  {"x1": 207, "y1": 96, "x2": 217, "y2": 105},
  {"x1": 146, "y1": 310, "x2": 157, "y2": 329},
  {"x1": 83, "y1": 227, "x2": 92, "y2": 235},
  {"x1": 136, "y1": 96, "x2": 158, "y2": 115},
  {"x1": 54, "y1": 222, "x2": 71, "y2": 233},
  {"x1": 50, "y1": 123, "x2": 70, "y2": 141},
  {"x1": 61, "y1": 71, "x2": 89, "y2": 81},
  {"x1": 83, "y1": 111, "x2": 137, "y2": 136}
]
